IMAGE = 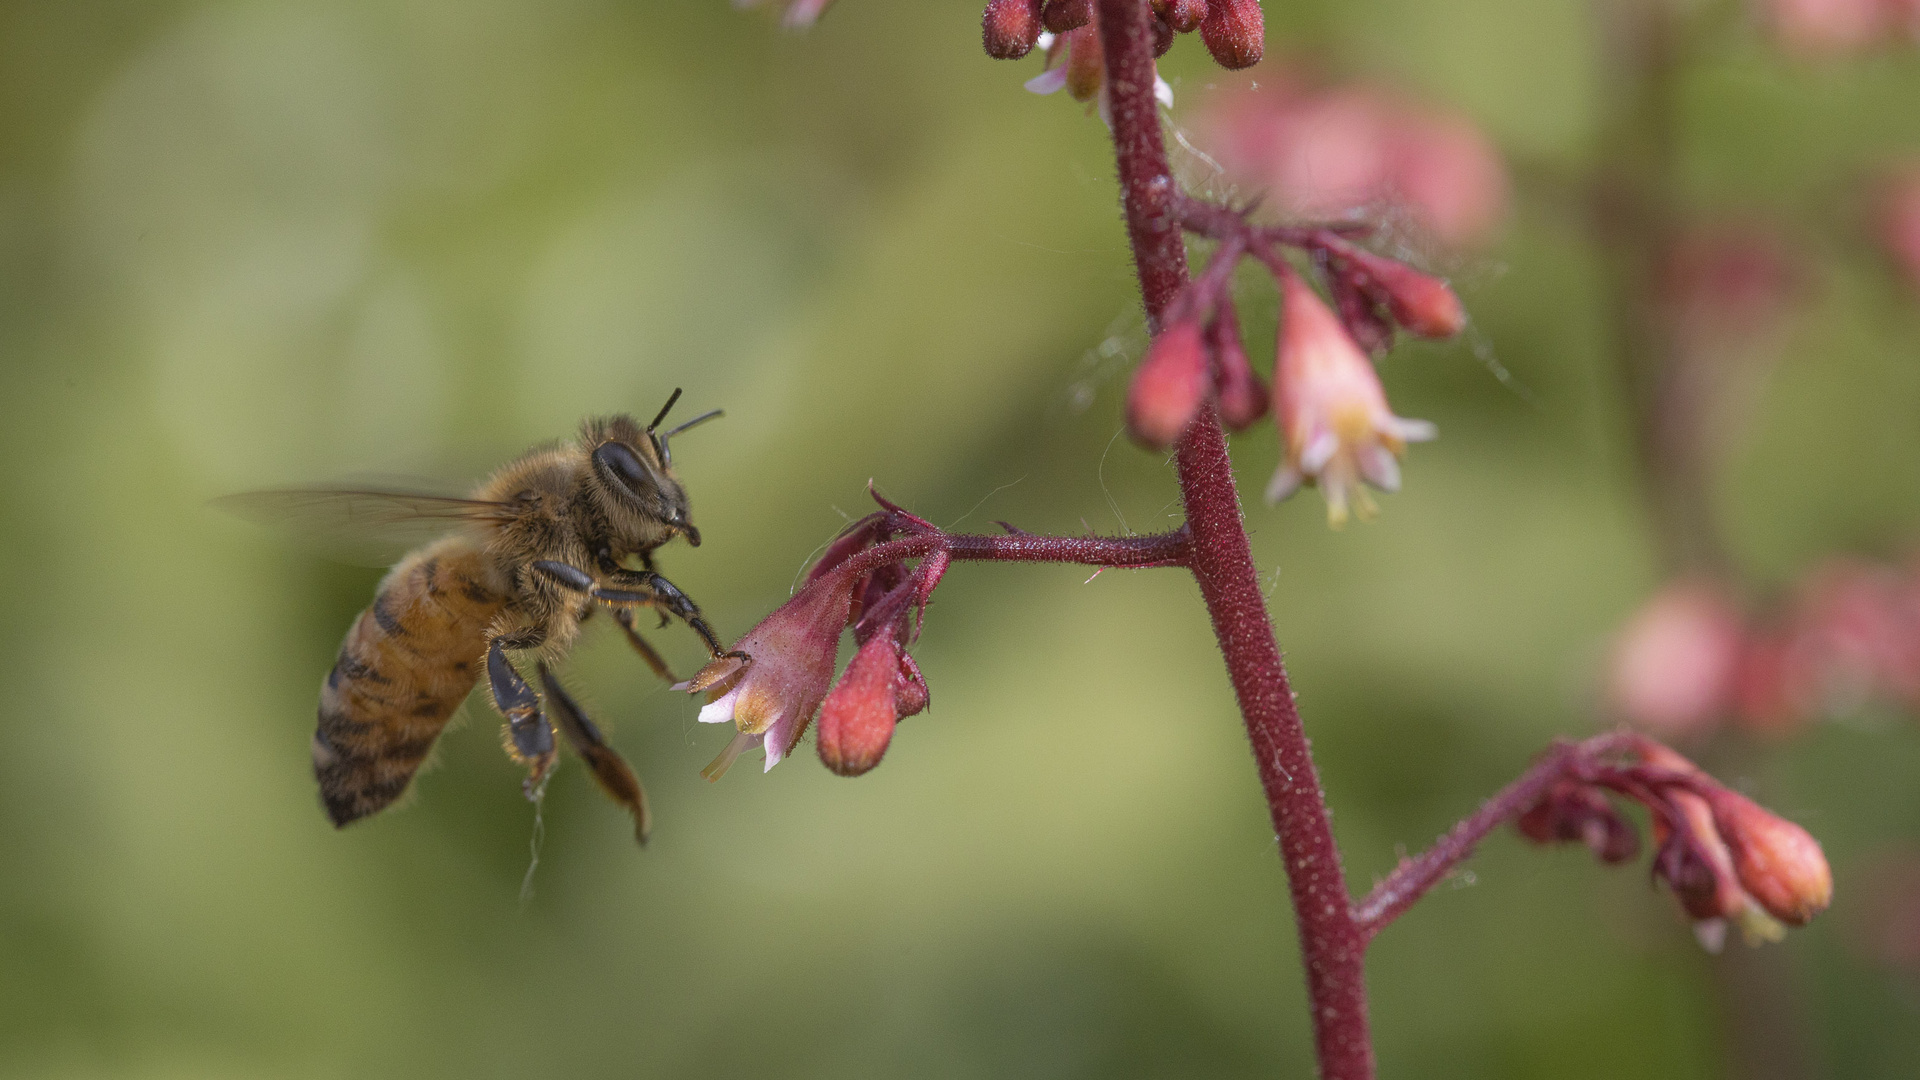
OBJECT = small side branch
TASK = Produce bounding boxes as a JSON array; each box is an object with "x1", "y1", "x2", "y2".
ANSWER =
[{"x1": 1352, "y1": 733, "x2": 1632, "y2": 939}]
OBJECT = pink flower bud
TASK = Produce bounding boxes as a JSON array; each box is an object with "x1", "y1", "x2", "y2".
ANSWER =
[
  {"x1": 983, "y1": 0, "x2": 1045, "y2": 60},
  {"x1": 1207, "y1": 300, "x2": 1268, "y2": 431},
  {"x1": 1704, "y1": 786, "x2": 1834, "y2": 926},
  {"x1": 1266, "y1": 270, "x2": 1435, "y2": 525},
  {"x1": 1652, "y1": 784, "x2": 1751, "y2": 926},
  {"x1": 1341, "y1": 247, "x2": 1467, "y2": 339},
  {"x1": 1043, "y1": 0, "x2": 1090, "y2": 33},
  {"x1": 818, "y1": 633, "x2": 903, "y2": 777},
  {"x1": 1126, "y1": 320, "x2": 1211, "y2": 450},
  {"x1": 1200, "y1": 0, "x2": 1263, "y2": 70},
  {"x1": 679, "y1": 572, "x2": 856, "y2": 778},
  {"x1": 1605, "y1": 581, "x2": 1745, "y2": 739}
]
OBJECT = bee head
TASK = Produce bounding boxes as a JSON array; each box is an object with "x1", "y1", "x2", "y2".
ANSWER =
[{"x1": 583, "y1": 391, "x2": 722, "y2": 547}]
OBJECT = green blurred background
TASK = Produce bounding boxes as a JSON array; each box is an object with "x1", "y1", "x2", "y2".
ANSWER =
[{"x1": 2, "y1": 1, "x2": 1918, "y2": 1077}]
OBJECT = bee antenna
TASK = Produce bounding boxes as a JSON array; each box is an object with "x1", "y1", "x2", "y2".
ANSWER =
[
  {"x1": 647, "y1": 388, "x2": 684, "y2": 433},
  {"x1": 661, "y1": 409, "x2": 724, "y2": 441}
]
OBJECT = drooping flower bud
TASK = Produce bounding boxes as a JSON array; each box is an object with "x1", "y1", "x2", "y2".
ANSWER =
[
  {"x1": 1605, "y1": 580, "x2": 1745, "y2": 739},
  {"x1": 1207, "y1": 299, "x2": 1268, "y2": 431},
  {"x1": 1703, "y1": 786, "x2": 1834, "y2": 926},
  {"x1": 983, "y1": 0, "x2": 1046, "y2": 59},
  {"x1": 895, "y1": 651, "x2": 931, "y2": 717},
  {"x1": 818, "y1": 633, "x2": 904, "y2": 777},
  {"x1": 1126, "y1": 320, "x2": 1210, "y2": 450},
  {"x1": 678, "y1": 572, "x2": 856, "y2": 778},
  {"x1": 1043, "y1": 0, "x2": 1091, "y2": 33},
  {"x1": 1338, "y1": 246, "x2": 1467, "y2": 339},
  {"x1": 1150, "y1": 11, "x2": 1175, "y2": 57},
  {"x1": 1326, "y1": 265, "x2": 1395, "y2": 355},
  {"x1": 1266, "y1": 269, "x2": 1436, "y2": 525},
  {"x1": 1199, "y1": 0, "x2": 1263, "y2": 70}
]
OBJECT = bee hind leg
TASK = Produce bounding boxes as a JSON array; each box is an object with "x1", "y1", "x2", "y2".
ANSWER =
[
  {"x1": 537, "y1": 662, "x2": 651, "y2": 846},
  {"x1": 486, "y1": 628, "x2": 556, "y2": 797}
]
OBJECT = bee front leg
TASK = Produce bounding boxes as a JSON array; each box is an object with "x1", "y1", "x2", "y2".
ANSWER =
[
  {"x1": 530, "y1": 559, "x2": 739, "y2": 662},
  {"x1": 537, "y1": 662, "x2": 651, "y2": 846},
  {"x1": 486, "y1": 628, "x2": 556, "y2": 796}
]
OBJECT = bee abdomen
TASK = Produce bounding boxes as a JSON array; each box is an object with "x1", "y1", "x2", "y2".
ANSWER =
[{"x1": 314, "y1": 538, "x2": 506, "y2": 828}]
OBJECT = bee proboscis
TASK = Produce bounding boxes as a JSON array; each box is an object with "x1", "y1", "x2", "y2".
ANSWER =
[{"x1": 222, "y1": 391, "x2": 731, "y2": 844}]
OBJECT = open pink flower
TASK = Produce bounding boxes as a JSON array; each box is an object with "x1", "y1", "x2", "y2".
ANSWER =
[
  {"x1": 678, "y1": 572, "x2": 855, "y2": 778},
  {"x1": 1265, "y1": 269, "x2": 1435, "y2": 525}
]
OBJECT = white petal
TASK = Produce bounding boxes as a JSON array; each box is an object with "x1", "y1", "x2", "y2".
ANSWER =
[
  {"x1": 696, "y1": 688, "x2": 740, "y2": 725},
  {"x1": 1265, "y1": 464, "x2": 1304, "y2": 505},
  {"x1": 1036, "y1": 31, "x2": 1056, "y2": 51},
  {"x1": 1301, "y1": 430, "x2": 1341, "y2": 474},
  {"x1": 1392, "y1": 417, "x2": 1438, "y2": 443},
  {"x1": 1025, "y1": 67, "x2": 1068, "y2": 96},
  {"x1": 1357, "y1": 445, "x2": 1401, "y2": 492},
  {"x1": 1154, "y1": 74, "x2": 1174, "y2": 109}
]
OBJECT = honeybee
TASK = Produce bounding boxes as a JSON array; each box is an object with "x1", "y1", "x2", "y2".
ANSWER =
[{"x1": 224, "y1": 391, "x2": 730, "y2": 844}]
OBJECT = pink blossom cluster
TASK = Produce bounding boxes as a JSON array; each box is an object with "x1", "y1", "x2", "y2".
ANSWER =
[
  {"x1": 1125, "y1": 213, "x2": 1463, "y2": 525},
  {"x1": 1606, "y1": 556, "x2": 1920, "y2": 740},
  {"x1": 1518, "y1": 735, "x2": 1833, "y2": 951},
  {"x1": 677, "y1": 492, "x2": 941, "y2": 778},
  {"x1": 1877, "y1": 164, "x2": 1920, "y2": 297},
  {"x1": 1193, "y1": 79, "x2": 1509, "y2": 249},
  {"x1": 1763, "y1": 0, "x2": 1920, "y2": 58}
]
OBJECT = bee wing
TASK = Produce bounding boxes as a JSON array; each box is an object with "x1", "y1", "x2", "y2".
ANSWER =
[{"x1": 215, "y1": 488, "x2": 516, "y2": 567}]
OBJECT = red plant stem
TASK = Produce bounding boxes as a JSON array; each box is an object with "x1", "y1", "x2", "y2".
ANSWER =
[
  {"x1": 1351, "y1": 734, "x2": 1632, "y2": 938},
  {"x1": 1097, "y1": 3, "x2": 1374, "y2": 1078}
]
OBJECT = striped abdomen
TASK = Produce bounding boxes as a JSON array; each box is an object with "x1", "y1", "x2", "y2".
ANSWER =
[{"x1": 313, "y1": 536, "x2": 508, "y2": 827}]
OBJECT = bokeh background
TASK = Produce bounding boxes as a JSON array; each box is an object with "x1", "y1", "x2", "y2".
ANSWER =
[{"x1": 3, "y1": 1, "x2": 1919, "y2": 1077}]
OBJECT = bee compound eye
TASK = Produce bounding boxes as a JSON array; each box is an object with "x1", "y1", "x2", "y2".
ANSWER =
[{"x1": 592, "y1": 441, "x2": 653, "y2": 496}]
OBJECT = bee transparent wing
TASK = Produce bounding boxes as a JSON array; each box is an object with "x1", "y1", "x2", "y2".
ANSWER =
[{"x1": 215, "y1": 488, "x2": 516, "y2": 567}]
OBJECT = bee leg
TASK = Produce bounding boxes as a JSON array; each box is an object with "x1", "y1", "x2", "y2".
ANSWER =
[
  {"x1": 536, "y1": 662, "x2": 651, "y2": 846},
  {"x1": 530, "y1": 559, "x2": 741, "y2": 662},
  {"x1": 486, "y1": 629, "x2": 556, "y2": 797},
  {"x1": 606, "y1": 568, "x2": 736, "y2": 660},
  {"x1": 611, "y1": 607, "x2": 680, "y2": 684}
]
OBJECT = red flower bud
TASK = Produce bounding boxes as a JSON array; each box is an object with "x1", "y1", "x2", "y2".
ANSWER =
[
  {"x1": 818, "y1": 633, "x2": 904, "y2": 777},
  {"x1": 1043, "y1": 0, "x2": 1091, "y2": 33},
  {"x1": 1704, "y1": 786, "x2": 1834, "y2": 926},
  {"x1": 1340, "y1": 246, "x2": 1466, "y2": 339},
  {"x1": 1163, "y1": 0, "x2": 1207, "y2": 34},
  {"x1": 1207, "y1": 300, "x2": 1268, "y2": 431},
  {"x1": 1126, "y1": 320, "x2": 1210, "y2": 449},
  {"x1": 1200, "y1": 0, "x2": 1263, "y2": 70},
  {"x1": 982, "y1": 0, "x2": 1045, "y2": 59},
  {"x1": 1652, "y1": 787, "x2": 1750, "y2": 925},
  {"x1": 1327, "y1": 267, "x2": 1394, "y2": 355},
  {"x1": 895, "y1": 651, "x2": 931, "y2": 717},
  {"x1": 1517, "y1": 780, "x2": 1640, "y2": 865},
  {"x1": 1150, "y1": 12, "x2": 1175, "y2": 57}
]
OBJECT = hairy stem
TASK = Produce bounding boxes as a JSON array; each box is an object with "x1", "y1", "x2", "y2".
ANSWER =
[
  {"x1": 832, "y1": 526, "x2": 1193, "y2": 582},
  {"x1": 1351, "y1": 734, "x2": 1631, "y2": 937},
  {"x1": 1096, "y1": 3, "x2": 1374, "y2": 1077}
]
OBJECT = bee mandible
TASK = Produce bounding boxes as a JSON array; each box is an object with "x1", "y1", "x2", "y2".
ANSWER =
[{"x1": 224, "y1": 390, "x2": 734, "y2": 844}]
